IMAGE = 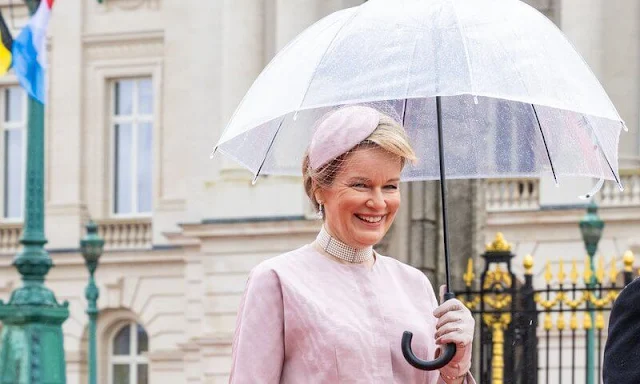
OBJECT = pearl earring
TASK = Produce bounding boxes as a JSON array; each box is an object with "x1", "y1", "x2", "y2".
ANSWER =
[{"x1": 318, "y1": 202, "x2": 324, "y2": 219}]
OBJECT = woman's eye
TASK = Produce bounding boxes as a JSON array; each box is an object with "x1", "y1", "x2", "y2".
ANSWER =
[
  {"x1": 352, "y1": 183, "x2": 367, "y2": 188},
  {"x1": 384, "y1": 185, "x2": 399, "y2": 190}
]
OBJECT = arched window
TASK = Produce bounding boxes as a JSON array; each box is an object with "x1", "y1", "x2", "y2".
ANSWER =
[{"x1": 109, "y1": 322, "x2": 149, "y2": 384}]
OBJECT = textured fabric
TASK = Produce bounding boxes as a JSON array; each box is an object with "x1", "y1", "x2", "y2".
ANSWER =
[
  {"x1": 229, "y1": 244, "x2": 476, "y2": 383},
  {"x1": 308, "y1": 106, "x2": 380, "y2": 170},
  {"x1": 603, "y1": 277, "x2": 640, "y2": 384}
]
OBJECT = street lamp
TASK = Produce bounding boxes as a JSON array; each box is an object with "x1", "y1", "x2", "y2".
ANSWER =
[
  {"x1": 80, "y1": 220, "x2": 105, "y2": 384},
  {"x1": 579, "y1": 200, "x2": 604, "y2": 384},
  {"x1": 580, "y1": 201, "x2": 605, "y2": 259}
]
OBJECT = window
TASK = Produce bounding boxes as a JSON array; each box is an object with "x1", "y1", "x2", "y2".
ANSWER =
[
  {"x1": 112, "y1": 78, "x2": 153, "y2": 215},
  {"x1": 110, "y1": 322, "x2": 149, "y2": 384},
  {"x1": 3, "y1": 87, "x2": 26, "y2": 219}
]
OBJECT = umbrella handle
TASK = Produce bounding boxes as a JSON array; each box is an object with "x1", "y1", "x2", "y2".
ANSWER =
[{"x1": 401, "y1": 291, "x2": 457, "y2": 371}]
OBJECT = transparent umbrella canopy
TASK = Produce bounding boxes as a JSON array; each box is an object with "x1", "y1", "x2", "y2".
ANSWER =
[{"x1": 213, "y1": 0, "x2": 625, "y2": 371}]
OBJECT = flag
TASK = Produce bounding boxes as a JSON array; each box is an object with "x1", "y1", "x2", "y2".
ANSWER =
[
  {"x1": 0, "y1": 10, "x2": 13, "y2": 76},
  {"x1": 12, "y1": 0, "x2": 54, "y2": 104}
]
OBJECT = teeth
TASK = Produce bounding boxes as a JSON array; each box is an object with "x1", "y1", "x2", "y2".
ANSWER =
[{"x1": 358, "y1": 215, "x2": 383, "y2": 223}]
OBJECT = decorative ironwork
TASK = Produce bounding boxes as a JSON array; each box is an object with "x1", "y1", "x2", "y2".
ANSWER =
[
  {"x1": 485, "y1": 232, "x2": 512, "y2": 252},
  {"x1": 461, "y1": 233, "x2": 635, "y2": 384}
]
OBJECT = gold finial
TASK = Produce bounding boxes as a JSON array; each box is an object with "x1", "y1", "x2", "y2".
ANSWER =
[
  {"x1": 570, "y1": 260, "x2": 579, "y2": 285},
  {"x1": 584, "y1": 256, "x2": 593, "y2": 284},
  {"x1": 623, "y1": 250, "x2": 634, "y2": 272},
  {"x1": 558, "y1": 260, "x2": 566, "y2": 283},
  {"x1": 486, "y1": 232, "x2": 512, "y2": 252},
  {"x1": 596, "y1": 312, "x2": 605, "y2": 330},
  {"x1": 543, "y1": 313, "x2": 552, "y2": 331},
  {"x1": 544, "y1": 261, "x2": 552, "y2": 284},
  {"x1": 583, "y1": 313, "x2": 593, "y2": 330},
  {"x1": 523, "y1": 255, "x2": 533, "y2": 275},
  {"x1": 596, "y1": 256, "x2": 605, "y2": 284},
  {"x1": 463, "y1": 258, "x2": 475, "y2": 288},
  {"x1": 570, "y1": 313, "x2": 578, "y2": 330},
  {"x1": 557, "y1": 314, "x2": 565, "y2": 331},
  {"x1": 609, "y1": 257, "x2": 619, "y2": 283}
]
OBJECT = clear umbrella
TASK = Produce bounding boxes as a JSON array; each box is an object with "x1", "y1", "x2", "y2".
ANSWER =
[{"x1": 213, "y1": 0, "x2": 625, "y2": 371}]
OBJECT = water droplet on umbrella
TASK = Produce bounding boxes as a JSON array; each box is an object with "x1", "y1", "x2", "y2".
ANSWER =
[
  {"x1": 293, "y1": 111, "x2": 299, "y2": 121},
  {"x1": 473, "y1": 95, "x2": 479, "y2": 104}
]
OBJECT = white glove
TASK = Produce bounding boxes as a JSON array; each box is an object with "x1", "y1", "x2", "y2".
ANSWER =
[{"x1": 434, "y1": 285, "x2": 474, "y2": 382}]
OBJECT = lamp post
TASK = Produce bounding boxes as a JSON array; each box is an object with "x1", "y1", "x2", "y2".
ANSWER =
[
  {"x1": 579, "y1": 200, "x2": 604, "y2": 384},
  {"x1": 0, "y1": 96, "x2": 69, "y2": 381},
  {"x1": 80, "y1": 221, "x2": 105, "y2": 384}
]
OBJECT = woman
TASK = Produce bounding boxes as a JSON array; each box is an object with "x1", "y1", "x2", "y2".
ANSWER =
[{"x1": 229, "y1": 106, "x2": 476, "y2": 384}]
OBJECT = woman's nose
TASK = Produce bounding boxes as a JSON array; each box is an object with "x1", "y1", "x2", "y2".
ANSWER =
[{"x1": 367, "y1": 189, "x2": 386, "y2": 209}]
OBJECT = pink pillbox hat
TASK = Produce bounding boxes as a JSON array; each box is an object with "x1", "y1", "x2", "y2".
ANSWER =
[{"x1": 308, "y1": 106, "x2": 381, "y2": 170}]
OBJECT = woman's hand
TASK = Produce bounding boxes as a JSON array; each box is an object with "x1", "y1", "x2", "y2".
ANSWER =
[{"x1": 433, "y1": 285, "x2": 474, "y2": 383}]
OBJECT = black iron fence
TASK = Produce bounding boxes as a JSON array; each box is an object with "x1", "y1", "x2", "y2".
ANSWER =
[{"x1": 460, "y1": 233, "x2": 635, "y2": 384}]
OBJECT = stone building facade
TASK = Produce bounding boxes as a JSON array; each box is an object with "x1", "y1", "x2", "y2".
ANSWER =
[{"x1": 0, "y1": 0, "x2": 637, "y2": 383}]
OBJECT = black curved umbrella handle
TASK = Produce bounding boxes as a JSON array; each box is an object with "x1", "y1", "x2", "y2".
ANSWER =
[{"x1": 401, "y1": 291, "x2": 457, "y2": 371}]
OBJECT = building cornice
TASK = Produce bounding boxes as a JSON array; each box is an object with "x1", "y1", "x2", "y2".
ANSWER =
[{"x1": 164, "y1": 216, "x2": 321, "y2": 246}]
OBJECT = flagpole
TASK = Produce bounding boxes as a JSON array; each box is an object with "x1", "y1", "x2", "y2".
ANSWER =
[{"x1": 0, "y1": 1, "x2": 69, "y2": 383}]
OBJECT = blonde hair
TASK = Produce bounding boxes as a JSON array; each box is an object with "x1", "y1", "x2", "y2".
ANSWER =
[{"x1": 302, "y1": 113, "x2": 416, "y2": 213}]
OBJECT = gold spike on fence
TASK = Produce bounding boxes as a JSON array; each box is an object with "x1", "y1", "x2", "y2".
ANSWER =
[
  {"x1": 596, "y1": 256, "x2": 605, "y2": 284},
  {"x1": 557, "y1": 314, "x2": 566, "y2": 331},
  {"x1": 543, "y1": 313, "x2": 552, "y2": 331},
  {"x1": 570, "y1": 260, "x2": 579, "y2": 285},
  {"x1": 570, "y1": 313, "x2": 578, "y2": 331},
  {"x1": 609, "y1": 257, "x2": 618, "y2": 283},
  {"x1": 596, "y1": 311, "x2": 605, "y2": 330},
  {"x1": 464, "y1": 258, "x2": 475, "y2": 288},
  {"x1": 583, "y1": 313, "x2": 592, "y2": 330},
  {"x1": 557, "y1": 260, "x2": 566, "y2": 283},
  {"x1": 544, "y1": 261, "x2": 552, "y2": 284},
  {"x1": 584, "y1": 256, "x2": 594, "y2": 285}
]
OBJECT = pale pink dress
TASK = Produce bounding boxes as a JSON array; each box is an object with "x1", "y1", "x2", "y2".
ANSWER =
[{"x1": 229, "y1": 244, "x2": 475, "y2": 383}]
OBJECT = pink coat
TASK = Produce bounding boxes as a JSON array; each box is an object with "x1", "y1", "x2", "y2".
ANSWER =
[{"x1": 230, "y1": 244, "x2": 475, "y2": 383}]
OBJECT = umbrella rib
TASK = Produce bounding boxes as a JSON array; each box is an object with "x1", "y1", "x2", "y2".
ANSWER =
[
  {"x1": 450, "y1": 0, "x2": 475, "y2": 96},
  {"x1": 401, "y1": 99, "x2": 408, "y2": 126},
  {"x1": 584, "y1": 118, "x2": 622, "y2": 188},
  {"x1": 252, "y1": 117, "x2": 285, "y2": 184},
  {"x1": 531, "y1": 104, "x2": 558, "y2": 185}
]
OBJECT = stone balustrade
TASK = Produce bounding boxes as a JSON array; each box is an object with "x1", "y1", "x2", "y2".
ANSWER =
[
  {"x1": 97, "y1": 217, "x2": 152, "y2": 250},
  {"x1": 485, "y1": 178, "x2": 540, "y2": 212},
  {"x1": 599, "y1": 171, "x2": 640, "y2": 207},
  {"x1": 0, "y1": 222, "x2": 22, "y2": 254}
]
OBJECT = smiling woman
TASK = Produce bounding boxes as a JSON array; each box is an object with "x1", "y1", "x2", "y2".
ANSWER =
[
  {"x1": 229, "y1": 106, "x2": 477, "y2": 384},
  {"x1": 314, "y1": 146, "x2": 402, "y2": 252}
]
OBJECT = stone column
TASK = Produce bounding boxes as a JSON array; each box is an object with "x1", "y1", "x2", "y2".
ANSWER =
[
  {"x1": 46, "y1": 0, "x2": 86, "y2": 248},
  {"x1": 383, "y1": 180, "x2": 484, "y2": 291},
  {"x1": 602, "y1": 0, "x2": 640, "y2": 159}
]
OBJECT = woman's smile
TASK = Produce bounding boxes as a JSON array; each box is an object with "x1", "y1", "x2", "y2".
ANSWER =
[{"x1": 355, "y1": 214, "x2": 384, "y2": 224}]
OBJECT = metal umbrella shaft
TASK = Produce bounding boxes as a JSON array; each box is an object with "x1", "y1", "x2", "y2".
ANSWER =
[{"x1": 401, "y1": 96, "x2": 457, "y2": 370}]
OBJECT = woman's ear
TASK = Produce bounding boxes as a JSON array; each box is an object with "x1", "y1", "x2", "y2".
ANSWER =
[
  {"x1": 314, "y1": 190, "x2": 323, "y2": 205},
  {"x1": 313, "y1": 182, "x2": 324, "y2": 205}
]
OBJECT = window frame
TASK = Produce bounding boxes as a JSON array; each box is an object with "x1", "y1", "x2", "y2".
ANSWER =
[
  {"x1": 108, "y1": 322, "x2": 149, "y2": 384},
  {"x1": 1, "y1": 86, "x2": 27, "y2": 222},
  {"x1": 109, "y1": 77, "x2": 154, "y2": 218}
]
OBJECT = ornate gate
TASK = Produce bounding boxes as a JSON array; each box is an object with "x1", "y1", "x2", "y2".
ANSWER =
[{"x1": 461, "y1": 233, "x2": 635, "y2": 384}]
